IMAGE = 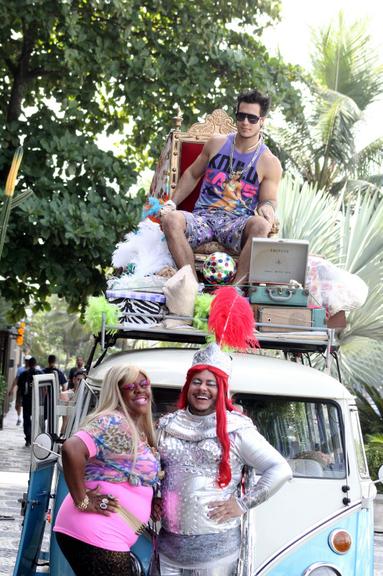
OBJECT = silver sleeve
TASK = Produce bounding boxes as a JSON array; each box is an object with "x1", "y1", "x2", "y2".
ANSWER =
[{"x1": 234, "y1": 426, "x2": 292, "y2": 512}]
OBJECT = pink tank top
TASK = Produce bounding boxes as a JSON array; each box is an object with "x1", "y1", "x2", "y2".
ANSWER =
[{"x1": 54, "y1": 414, "x2": 158, "y2": 551}]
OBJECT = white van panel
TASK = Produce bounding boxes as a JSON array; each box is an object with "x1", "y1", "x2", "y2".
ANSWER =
[{"x1": 87, "y1": 348, "x2": 353, "y2": 400}]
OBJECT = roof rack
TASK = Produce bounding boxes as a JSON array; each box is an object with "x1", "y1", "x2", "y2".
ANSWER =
[{"x1": 86, "y1": 313, "x2": 340, "y2": 378}]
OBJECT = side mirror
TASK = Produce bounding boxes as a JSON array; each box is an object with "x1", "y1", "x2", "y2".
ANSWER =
[
  {"x1": 378, "y1": 465, "x2": 383, "y2": 484},
  {"x1": 32, "y1": 432, "x2": 58, "y2": 460}
]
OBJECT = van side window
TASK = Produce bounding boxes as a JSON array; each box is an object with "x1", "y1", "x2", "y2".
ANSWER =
[
  {"x1": 234, "y1": 395, "x2": 346, "y2": 479},
  {"x1": 349, "y1": 407, "x2": 369, "y2": 478}
]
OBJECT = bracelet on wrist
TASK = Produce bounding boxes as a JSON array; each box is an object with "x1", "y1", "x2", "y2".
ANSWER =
[
  {"x1": 235, "y1": 496, "x2": 248, "y2": 514},
  {"x1": 257, "y1": 200, "x2": 274, "y2": 210},
  {"x1": 76, "y1": 494, "x2": 89, "y2": 511}
]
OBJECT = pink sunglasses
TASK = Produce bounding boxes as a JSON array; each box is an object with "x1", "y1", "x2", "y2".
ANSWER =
[{"x1": 121, "y1": 378, "x2": 151, "y2": 392}]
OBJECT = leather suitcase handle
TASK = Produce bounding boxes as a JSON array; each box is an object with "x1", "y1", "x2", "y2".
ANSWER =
[{"x1": 266, "y1": 288, "x2": 293, "y2": 302}]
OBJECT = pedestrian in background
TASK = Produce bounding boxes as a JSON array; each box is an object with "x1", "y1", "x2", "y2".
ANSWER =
[
  {"x1": 44, "y1": 355, "x2": 67, "y2": 391},
  {"x1": 8, "y1": 355, "x2": 31, "y2": 425},
  {"x1": 17, "y1": 357, "x2": 42, "y2": 447},
  {"x1": 68, "y1": 355, "x2": 85, "y2": 390}
]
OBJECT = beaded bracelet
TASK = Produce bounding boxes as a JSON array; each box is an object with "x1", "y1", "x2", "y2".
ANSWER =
[{"x1": 76, "y1": 494, "x2": 89, "y2": 511}]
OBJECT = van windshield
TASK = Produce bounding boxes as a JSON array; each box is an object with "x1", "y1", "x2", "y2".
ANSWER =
[
  {"x1": 235, "y1": 395, "x2": 346, "y2": 479},
  {"x1": 152, "y1": 389, "x2": 346, "y2": 480}
]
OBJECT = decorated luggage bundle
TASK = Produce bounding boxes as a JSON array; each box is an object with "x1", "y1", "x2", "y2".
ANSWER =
[{"x1": 106, "y1": 290, "x2": 167, "y2": 326}]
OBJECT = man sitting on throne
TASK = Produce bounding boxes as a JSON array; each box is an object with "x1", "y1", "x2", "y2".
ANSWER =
[{"x1": 161, "y1": 89, "x2": 282, "y2": 285}]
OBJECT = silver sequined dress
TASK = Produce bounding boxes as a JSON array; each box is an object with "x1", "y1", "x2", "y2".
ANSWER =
[{"x1": 157, "y1": 408, "x2": 292, "y2": 570}]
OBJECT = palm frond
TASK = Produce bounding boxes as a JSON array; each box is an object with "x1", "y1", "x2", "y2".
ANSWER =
[
  {"x1": 338, "y1": 191, "x2": 383, "y2": 274},
  {"x1": 338, "y1": 338, "x2": 383, "y2": 392},
  {"x1": 277, "y1": 173, "x2": 340, "y2": 260},
  {"x1": 312, "y1": 13, "x2": 383, "y2": 109},
  {"x1": 353, "y1": 137, "x2": 383, "y2": 180},
  {"x1": 314, "y1": 89, "x2": 361, "y2": 168},
  {"x1": 342, "y1": 279, "x2": 383, "y2": 341},
  {"x1": 339, "y1": 178, "x2": 383, "y2": 198},
  {"x1": 366, "y1": 434, "x2": 383, "y2": 446}
]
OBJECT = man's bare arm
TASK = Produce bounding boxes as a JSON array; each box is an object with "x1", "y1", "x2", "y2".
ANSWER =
[{"x1": 257, "y1": 155, "x2": 282, "y2": 223}]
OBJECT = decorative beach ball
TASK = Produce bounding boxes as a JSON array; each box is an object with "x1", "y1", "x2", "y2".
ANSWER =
[{"x1": 202, "y1": 252, "x2": 236, "y2": 284}]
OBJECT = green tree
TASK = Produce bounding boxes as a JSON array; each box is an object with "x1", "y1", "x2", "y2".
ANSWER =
[
  {"x1": 0, "y1": 0, "x2": 303, "y2": 319},
  {"x1": 27, "y1": 295, "x2": 93, "y2": 370},
  {"x1": 270, "y1": 13, "x2": 383, "y2": 193}
]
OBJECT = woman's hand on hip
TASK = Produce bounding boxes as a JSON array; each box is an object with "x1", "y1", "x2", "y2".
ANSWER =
[
  {"x1": 84, "y1": 485, "x2": 120, "y2": 516},
  {"x1": 207, "y1": 495, "x2": 244, "y2": 523}
]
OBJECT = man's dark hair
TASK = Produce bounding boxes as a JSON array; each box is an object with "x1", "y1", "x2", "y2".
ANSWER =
[
  {"x1": 74, "y1": 368, "x2": 87, "y2": 377},
  {"x1": 28, "y1": 357, "x2": 37, "y2": 368},
  {"x1": 48, "y1": 354, "x2": 56, "y2": 364},
  {"x1": 236, "y1": 89, "x2": 271, "y2": 117}
]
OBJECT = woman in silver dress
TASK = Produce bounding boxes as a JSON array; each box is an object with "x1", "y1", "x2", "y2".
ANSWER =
[{"x1": 157, "y1": 343, "x2": 292, "y2": 576}]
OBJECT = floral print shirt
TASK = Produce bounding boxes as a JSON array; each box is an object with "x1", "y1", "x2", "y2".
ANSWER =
[{"x1": 81, "y1": 411, "x2": 160, "y2": 486}]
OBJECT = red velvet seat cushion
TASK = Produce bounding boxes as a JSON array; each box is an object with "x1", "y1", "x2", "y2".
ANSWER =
[{"x1": 177, "y1": 141, "x2": 204, "y2": 212}]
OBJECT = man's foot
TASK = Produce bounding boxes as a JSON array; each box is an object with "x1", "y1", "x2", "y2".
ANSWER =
[
  {"x1": 16, "y1": 418, "x2": 21, "y2": 425},
  {"x1": 25, "y1": 441, "x2": 31, "y2": 447}
]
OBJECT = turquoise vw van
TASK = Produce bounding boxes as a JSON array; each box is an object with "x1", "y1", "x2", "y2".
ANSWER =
[{"x1": 13, "y1": 326, "x2": 382, "y2": 576}]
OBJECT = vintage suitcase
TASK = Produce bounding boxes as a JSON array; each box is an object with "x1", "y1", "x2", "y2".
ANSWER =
[
  {"x1": 249, "y1": 238, "x2": 309, "y2": 285},
  {"x1": 256, "y1": 306, "x2": 326, "y2": 333},
  {"x1": 248, "y1": 239, "x2": 310, "y2": 307},
  {"x1": 249, "y1": 284, "x2": 309, "y2": 307}
]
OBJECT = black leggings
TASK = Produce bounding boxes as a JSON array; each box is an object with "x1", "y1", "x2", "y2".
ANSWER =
[{"x1": 56, "y1": 532, "x2": 142, "y2": 576}]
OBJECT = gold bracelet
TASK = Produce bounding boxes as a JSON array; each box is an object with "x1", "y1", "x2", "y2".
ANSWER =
[{"x1": 76, "y1": 494, "x2": 89, "y2": 511}]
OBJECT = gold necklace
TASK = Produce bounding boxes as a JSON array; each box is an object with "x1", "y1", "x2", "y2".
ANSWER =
[{"x1": 228, "y1": 134, "x2": 263, "y2": 180}]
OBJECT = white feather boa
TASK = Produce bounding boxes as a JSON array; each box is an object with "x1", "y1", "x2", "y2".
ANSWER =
[{"x1": 112, "y1": 219, "x2": 175, "y2": 275}]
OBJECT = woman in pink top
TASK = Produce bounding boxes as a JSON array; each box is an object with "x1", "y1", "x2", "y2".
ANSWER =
[{"x1": 54, "y1": 364, "x2": 162, "y2": 575}]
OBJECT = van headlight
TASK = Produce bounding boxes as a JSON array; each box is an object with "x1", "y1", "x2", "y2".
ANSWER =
[{"x1": 303, "y1": 564, "x2": 342, "y2": 576}]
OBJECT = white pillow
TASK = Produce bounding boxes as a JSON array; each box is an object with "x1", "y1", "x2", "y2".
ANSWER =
[{"x1": 163, "y1": 265, "x2": 198, "y2": 328}]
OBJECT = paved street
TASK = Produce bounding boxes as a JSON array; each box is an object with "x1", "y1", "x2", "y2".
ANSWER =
[
  {"x1": 0, "y1": 404, "x2": 31, "y2": 576},
  {"x1": 0, "y1": 403, "x2": 382, "y2": 575}
]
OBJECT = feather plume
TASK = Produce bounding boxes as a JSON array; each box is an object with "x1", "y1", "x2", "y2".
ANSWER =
[
  {"x1": 193, "y1": 293, "x2": 215, "y2": 331},
  {"x1": 112, "y1": 220, "x2": 175, "y2": 273},
  {"x1": 84, "y1": 296, "x2": 120, "y2": 335},
  {"x1": 208, "y1": 286, "x2": 259, "y2": 350}
]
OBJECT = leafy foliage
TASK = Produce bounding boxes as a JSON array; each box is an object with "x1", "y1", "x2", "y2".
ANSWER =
[
  {"x1": 0, "y1": 0, "x2": 303, "y2": 319},
  {"x1": 355, "y1": 385, "x2": 383, "y2": 437},
  {"x1": 270, "y1": 13, "x2": 383, "y2": 193},
  {"x1": 27, "y1": 295, "x2": 93, "y2": 370},
  {"x1": 365, "y1": 434, "x2": 383, "y2": 492}
]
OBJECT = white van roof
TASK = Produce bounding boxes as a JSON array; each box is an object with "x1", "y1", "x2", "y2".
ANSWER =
[{"x1": 87, "y1": 348, "x2": 353, "y2": 401}]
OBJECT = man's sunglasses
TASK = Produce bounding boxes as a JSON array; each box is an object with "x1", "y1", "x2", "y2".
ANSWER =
[
  {"x1": 236, "y1": 112, "x2": 261, "y2": 124},
  {"x1": 121, "y1": 378, "x2": 151, "y2": 391}
]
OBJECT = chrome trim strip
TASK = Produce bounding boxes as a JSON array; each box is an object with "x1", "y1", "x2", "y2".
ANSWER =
[
  {"x1": 303, "y1": 562, "x2": 342, "y2": 575},
  {"x1": 256, "y1": 501, "x2": 362, "y2": 574}
]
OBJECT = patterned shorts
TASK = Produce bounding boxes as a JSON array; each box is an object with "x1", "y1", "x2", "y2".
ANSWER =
[{"x1": 183, "y1": 209, "x2": 250, "y2": 254}]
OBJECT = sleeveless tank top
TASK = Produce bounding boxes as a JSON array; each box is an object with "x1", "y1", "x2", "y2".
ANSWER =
[{"x1": 194, "y1": 133, "x2": 267, "y2": 217}]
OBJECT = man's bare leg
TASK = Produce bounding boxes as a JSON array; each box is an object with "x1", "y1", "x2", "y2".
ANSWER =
[
  {"x1": 233, "y1": 215, "x2": 271, "y2": 285},
  {"x1": 162, "y1": 211, "x2": 198, "y2": 279}
]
